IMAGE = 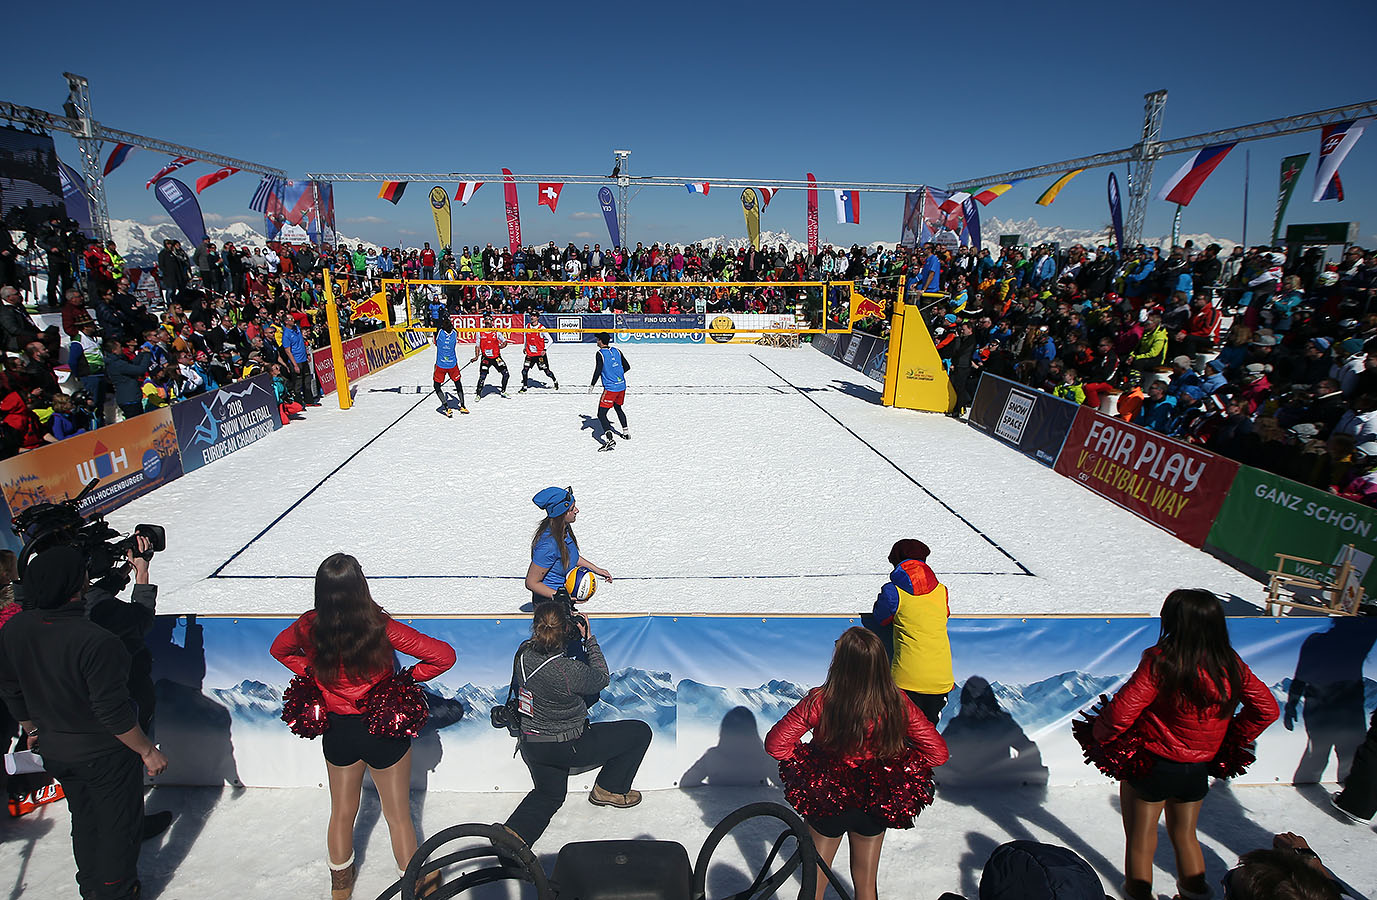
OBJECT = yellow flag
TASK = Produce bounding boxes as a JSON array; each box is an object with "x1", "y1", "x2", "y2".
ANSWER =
[
  {"x1": 429, "y1": 186, "x2": 452, "y2": 252},
  {"x1": 741, "y1": 189, "x2": 761, "y2": 251},
  {"x1": 1035, "y1": 169, "x2": 1084, "y2": 206}
]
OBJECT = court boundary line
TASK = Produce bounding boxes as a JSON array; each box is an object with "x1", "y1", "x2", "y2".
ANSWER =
[{"x1": 207, "y1": 570, "x2": 1025, "y2": 581}]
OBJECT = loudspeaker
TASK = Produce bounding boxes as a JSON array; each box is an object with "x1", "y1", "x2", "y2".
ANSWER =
[{"x1": 552, "y1": 840, "x2": 692, "y2": 900}]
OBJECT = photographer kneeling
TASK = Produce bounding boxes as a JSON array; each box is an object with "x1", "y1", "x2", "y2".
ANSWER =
[{"x1": 503, "y1": 601, "x2": 651, "y2": 847}]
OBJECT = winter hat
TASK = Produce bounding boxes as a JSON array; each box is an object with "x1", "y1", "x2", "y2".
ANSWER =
[
  {"x1": 1181, "y1": 386, "x2": 1206, "y2": 402},
  {"x1": 1342, "y1": 337, "x2": 1365, "y2": 356},
  {"x1": 1250, "y1": 334, "x2": 1278, "y2": 347},
  {"x1": 1171, "y1": 355, "x2": 1193, "y2": 369},
  {"x1": 532, "y1": 486, "x2": 575, "y2": 519},
  {"x1": 978, "y1": 840, "x2": 1103, "y2": 900},
  {"x1": 1310, "y1": 337, "x2": 1332, "y2": 351},
  {"x1": 23, "y1": 546, "x2": 88, "y2": 610},
  {"x1": 888, "y1": 539, "x2": 930, "y2": 566},
  {"x1": 1206, "y1": 359, "x2": 1227, "y2": 373},
  {"x1": 1243, "y1": 363, "x2": 1269, "y2": 380},
  {"x1": 1289, "y1": 422, "x2": 1320, "y2": 440}
]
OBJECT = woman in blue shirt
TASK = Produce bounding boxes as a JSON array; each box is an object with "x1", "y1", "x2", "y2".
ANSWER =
[{"x1": 525, "y1": 486, "x2": 613, "y2": 604}]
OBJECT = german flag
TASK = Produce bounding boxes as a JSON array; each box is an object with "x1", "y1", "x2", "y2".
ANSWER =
[{"x1": 378, "y1": 181, "x2": 408, "y2": 204}]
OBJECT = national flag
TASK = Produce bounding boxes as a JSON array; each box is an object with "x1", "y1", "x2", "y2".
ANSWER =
[
  {"x1": 146, "y1": 156, "x2": 196, "y2": 190},
  {"x1": 195, "y1": 166, "x2": 239, "y2": 194},
  {"x1": 1036, "y1": 169, "x2": 1085, "y2": 206},
  {"x1": 1154, "y1": 143, "x2": 1236, "y2": 206},
  {"x1": 378, "y1": 181, "x2": 407, "y2": 204},
  {"x1": 685, "y1": 182, "x2": 710, "y2": 195},
  {"x1": 939, "y1": 191, "x2": 971, "y2": 213},
  {"x1": 757, "y1": 187, "x2": 777, "y2": 210},
  {"x1": 1312, "y1": 119, "x2": 1370, "y2": 203},
  {"x1": 455, "y1": 181, "x2": 482, "y2": 205},
  {"x1": 103, "y1": 142, "x2": 136, "y2": 176},
  {"x1": 835, "y1": 189, "x2": 860, "y2": 225},
  {"x1": 537, "y1": 182, "x2": 564, "y2": 212},
  {"x1": 1319, "y1": 172, "x2": 1344, "y2": 202},
  {"x1": 249, "y1": 175, "x2": 280, "y2": 214},
  {"x1": 973, "y1": 182, "x2": 1016, "y2": 205}
]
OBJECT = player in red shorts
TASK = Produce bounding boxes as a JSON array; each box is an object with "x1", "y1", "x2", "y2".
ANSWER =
[
  {"x1": 472, "y1": 311, "x2": 510, "y2": 400},
  {"x1": 589, "y1": 332, "x2": 630, "y2": 451},
  {"x1": 519, "y1": 313, "x2": 559, "y2": 393}
]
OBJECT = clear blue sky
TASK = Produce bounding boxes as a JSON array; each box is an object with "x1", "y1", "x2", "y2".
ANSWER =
[{"x1": 8, "y1": 0, "x2": 1376, "y2": 250}]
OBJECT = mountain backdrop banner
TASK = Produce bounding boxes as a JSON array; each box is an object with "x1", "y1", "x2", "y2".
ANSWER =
[{"x1": 144, "y1": 614, "x2": 1373, "y2": 792}]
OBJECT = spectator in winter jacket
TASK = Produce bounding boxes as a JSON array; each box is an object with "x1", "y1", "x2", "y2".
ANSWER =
[
  {"x1": 0, "y1": 286, "x2": 39, "y2": 353},
  {"x1": 1135, "y1": 381, "x2": 1178, "y2": 434},
  {"x1": 104, "y1": 339, "x2": 151, "y2": 421},
  {"x1": 1130, "y1": 313, "x2": 1169, "y2": 377},
  {"x1": 871, "y1": 539, "x2": 953, "y2": 725}
]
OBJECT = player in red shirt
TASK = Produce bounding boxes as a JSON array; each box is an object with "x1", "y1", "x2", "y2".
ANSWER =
[
  {"x1": 472, "y1": 311, "x2": 510, "y2": 399},
  {"x1": 519, "y1": 313, "x2": 559, "y2": 393}
]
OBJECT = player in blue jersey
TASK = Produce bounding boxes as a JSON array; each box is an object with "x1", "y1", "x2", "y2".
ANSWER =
[
  {"x1": 525, "y1": 485, "x2": 613, "y2": 606},
  {"x1": 589, "y1": 332, "x2": 630, "y2": 451},
  {"x1": 431, "y1": 314, "x2": 468, "y2": 416}
]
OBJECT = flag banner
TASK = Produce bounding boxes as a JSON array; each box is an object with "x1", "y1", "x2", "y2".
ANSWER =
[
  {"x1": 56, "y1": 160, "x2": 94, "y2": 237},
  {"x1": 456, "y1": 181, "x2": 482, "y2": 205},
  {"x1": 1035, "y1": 169, "x2": 1085, "y2": 206},
  {"x1": 835, "y1": 189, "x2": 860, "y2": 225},
  {"x1": 598, "y1": 186, "x2": 620, "y2": 249},
  {"x1": 1319, "y1": 172, "x2": 1344, "y2": 203},
  {"x1": 973, "y1": 181, "x2": 1017, "y2": 205},
  {"x1": 262, "y1": 180, "x2": 331, "y2": 244},
  {"x1": 249, "y1": 176, "x2": 279, "y2": 214},
  {"x1": 195, "y1": 166, "x2": 239, "y2": 194},
  {"x1": 1312, "y1": 119, "x2": 1369, "y2": 203},
  {"x1": 315, "y1": 181, "x2": 338, "y2": 248},
  {"x1": 537, "y1": 182, "x2": 564, "y2": 212},
  {"x1": 685, "y1": 182, "x2": 710, "y2": 195},
  {"x1": 378, "y1": 181, "x2": 407, "y2": 204},
  {"x1": 900, "y1": 190, "x2": 923, "y2": 247},
  {"x1": 939, "y1": 191, "x2": 971, "y2": 214},
  {"x1": 1271, "y1": 154, "x2": 1309, "y2": 244},
  {"x1": 102, "y1": 142, "x2": 136, "y2": 176},
  {"x1": 757, "y1": 187, "x2": 777, "y2": 210},
  {"x1": 153, "y1": 177, "x2": 207, "y2": 249},
  {"x1": 741, "y1": 189, "x2": 761, "y2": 251},
  {"x1": 0, "y1": 126, "x2": 64, "y2": 227},
  {"x1": 146, "y1": 156, "x2": 196, "y2": 190},
  {"x1": 1108, "y1": 172, "x2": 1124, "y2": 255},
  {"x1": 429, "y1": 186, "x2": 451, "y2": 251},
  {"x1": 806, "y1": 173, "x2": 819, "y2": 254},
  {"x1": 501, "y1": 168, "x2": 521, "y2": 254},
  {"x1": 1155, "y1": 143, "x2": 1236, "y2": 207},
  {"x1": 905, "y1": 188, "x2": 966, "y2": 250},
  {"x1": 959, "y1": 196, "x2": 980, "y2": 252}
]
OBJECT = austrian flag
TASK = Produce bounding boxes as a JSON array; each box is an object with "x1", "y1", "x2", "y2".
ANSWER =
[
  {"x1": 685, "y1": 182, "x2": 710, "y2": 195},
  {"x1": 757, "y1": 187, "x2": 777, "y2": 210},
  {"x1": 455, "y1": 181, "x2": 482, "y2": 205},
  {"x1": 537, "y1": 182, "x2": 564, "y2": 212}
]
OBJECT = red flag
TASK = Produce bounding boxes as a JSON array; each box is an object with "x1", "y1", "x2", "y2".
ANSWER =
[
  {"x1": 195, "y1": 166, "x2": 240, "y2": 194},
  {"x1": 456, "y1": 181, "x2": 482, "y2": 205},
  {"x1": 806, "y1": 173, "x2": 819, "y2": 255},
  {"x1": 147, "y1": 156, "x2": 196, "y2": 189},
  {"x1": 502, "y1": 168, "x2": 521, "y2": 254},
  {"x1": 537, "y1": 182, "x2": 564, "y2": 212},
  {"x1": 757, "y1": 187, "x2": 777, "y2": 210}
]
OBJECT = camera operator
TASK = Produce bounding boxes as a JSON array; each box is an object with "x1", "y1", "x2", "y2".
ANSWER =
[
  {"x1": 0, "y1": 543, "x2": 168, "y2": 900},
  {"x1": 85, "y1": 535, "x2": 160, "y2": 733},
  {"x1": 502, "y1": 601, "x2": 651, "y2": 847}
]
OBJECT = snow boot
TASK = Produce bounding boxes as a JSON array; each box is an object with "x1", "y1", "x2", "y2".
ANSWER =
[{"x1": 330, "y1": 854, "x2": 355, "y2": 900}]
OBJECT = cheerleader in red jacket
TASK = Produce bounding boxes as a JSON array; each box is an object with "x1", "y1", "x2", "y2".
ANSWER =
[
  {"x1": 1089, "y1": 590, "x2": 1277, "y2": 900},
  {"x1": 765, "y1": 627, "x2": 948, "y2": 900},
  {"x1": 271, "y1": 553, "x2": 456, "y2": 900}
]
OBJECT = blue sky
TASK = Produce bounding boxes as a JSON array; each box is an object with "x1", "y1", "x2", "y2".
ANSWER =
[{"x1": 8, "y1": 0, "x2": 1376, "y2": 250}]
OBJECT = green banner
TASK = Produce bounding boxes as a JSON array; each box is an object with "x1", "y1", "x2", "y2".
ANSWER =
[
  {"x1": 1206, "y1": 465, "x2": 1377, "y2": 594},
  {"x1": 1270, "y1": 154, "x2": 1308, "y2": 246}
]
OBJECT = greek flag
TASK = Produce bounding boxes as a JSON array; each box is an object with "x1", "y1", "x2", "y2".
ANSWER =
[{"x1": 249, "y1": 176, "x2": 280, "y2": 214}]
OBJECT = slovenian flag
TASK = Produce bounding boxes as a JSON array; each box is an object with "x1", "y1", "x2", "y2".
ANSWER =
[
  {"x1": 1155, "y1": 143, "x2": 1236, "y2": 206},
  {"x1": 378, "y1": 181, "x2": 407, "y2": 204},
  {"x1": 973, "y1": 181, "x2": 1017, "y2": 205},
  {"x1": 685, "y1": 182, "x2": 710, "y2": 195},
  {"x1": 835, "y1": 189, "x2": 860, "y2": 224},
  {"x1": 939, "y1": 191, "x2": 971, "y2": 214},
  {"x1": 103, "y1": 142, "x2": 136, "y2": 176}
]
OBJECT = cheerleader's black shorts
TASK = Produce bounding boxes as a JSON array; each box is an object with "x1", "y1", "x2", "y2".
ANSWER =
[
  {"x1": 322, "y1": 714, "x2": 410, "y2": 769},
  {"x1": 806, "y1": 808, "x2": 887, "y2": 838},
  {"x1": 1127, "y1": 754, "x2": 1209, "y2": 803}
]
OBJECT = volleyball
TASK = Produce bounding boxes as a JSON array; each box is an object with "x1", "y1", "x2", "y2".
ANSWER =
[{"x1": 564, "y1": 566, "x2": 599, "y2": 602}]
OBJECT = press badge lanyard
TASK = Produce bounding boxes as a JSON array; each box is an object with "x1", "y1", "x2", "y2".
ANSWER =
[{"x1": 517, "y1": 653, "x2": 563, "y2": 718}]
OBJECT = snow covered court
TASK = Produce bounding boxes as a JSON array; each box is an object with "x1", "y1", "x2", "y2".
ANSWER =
[{"x1": 4, "y1": 342, "x2": 1374, "y2": 900}]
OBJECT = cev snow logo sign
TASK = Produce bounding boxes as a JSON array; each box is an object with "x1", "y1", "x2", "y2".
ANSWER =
[
  {"x1": 75, "y1": 441, "x2": 129, "y2": 484},
  {"x1": 996, "y1": 391, "x2": 1035, "y2": 445}
]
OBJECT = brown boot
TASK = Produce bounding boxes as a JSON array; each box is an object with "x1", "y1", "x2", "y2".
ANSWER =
[
  {"x1": 329, "y1": 854, "x2": 355, "y2": 900},
  {"x1": 588, "y1": 783, "x2": 642, "y2": 808}
]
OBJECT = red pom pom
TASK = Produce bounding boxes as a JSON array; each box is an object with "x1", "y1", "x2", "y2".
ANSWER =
[
  {"x1": 778, "y1": 743, "x2": 935, "y2": 830},
  {"x1": 1072, "y1": 693, "x2": 1153, "y2": 782},
  {"x1": 361, "y1": 668, "x2": 429, "y2": 739},
  {"x1": 1208, "y1": 722, "x2": 1257, "y2": 779},
  {"x1": 281, "y1": 670, "x2": 330, "y2": 739}
]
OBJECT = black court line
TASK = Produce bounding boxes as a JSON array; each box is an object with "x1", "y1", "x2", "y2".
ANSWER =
[
  {"x1": 207, "y1": 570, "x2": 1022, "y2": 581},
  {"x1": 751, "y1": 354, "x2": 1035, "y2": 577},
  {"x1": 209, "y1": 394, "x2": 431, "y2": 577}
]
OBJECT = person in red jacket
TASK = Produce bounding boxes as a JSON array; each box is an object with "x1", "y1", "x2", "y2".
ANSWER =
[
  {"x1": 271, "y1": 554, "x2": 456, "y2": 900},
  {"x1": 519, "y1": 313, "x2": 558, "y2": 393},
  {"x1": 1092, "y1": 589, "x2": 1278, "y2": 900},
  {"x1": 766, "y1": 627, "x2": 948, "y2": 900}
]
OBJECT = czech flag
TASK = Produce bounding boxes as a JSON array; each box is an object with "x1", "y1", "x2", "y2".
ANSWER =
[
  {"x1": 835, "y1": 189, "x2": 860, "y2": 224},
  {"x1": 103, "y1": 142, "x2": 136, "y2": 176},
  {"x1": 378, "y1": 181, "x2": 407, "y2": 204},
  {"x1": 973, "y1": 181, "x2": 1016, "y2": 205},
  {"x1": 685, "y1": 182, "x2": 710, "y2": 195},
  {"x1": 1155, "y1": 143, "x2": 1236, "y2": 206},
  {"x1": 939, "y1": 191, "x2": 971, "y2": 214},
  {"x1": 1035, "y1": 169, "x2": 1084, "y2": 207}
]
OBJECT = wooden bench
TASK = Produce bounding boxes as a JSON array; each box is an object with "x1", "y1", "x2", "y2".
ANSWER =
[{"x1": 1265, "y1": 544, "x2": 1366, "y2": 616}]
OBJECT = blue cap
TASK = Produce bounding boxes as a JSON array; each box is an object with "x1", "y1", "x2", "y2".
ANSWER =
[
  {"x1": 1182, "y1": 386, "x2": 1206, "y2": 401},
  {"x1": 533, "y1": 486, "x2": 574, "y2": 518}
]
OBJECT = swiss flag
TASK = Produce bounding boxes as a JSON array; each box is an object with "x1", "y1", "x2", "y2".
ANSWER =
[{"x1": 537, "y1": 182, "x2": 564, "y2": 212}]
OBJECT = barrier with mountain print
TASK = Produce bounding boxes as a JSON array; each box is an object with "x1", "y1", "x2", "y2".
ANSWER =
[{"x1": 145, "y1": 613, "x2": 1373, "y2": 791}]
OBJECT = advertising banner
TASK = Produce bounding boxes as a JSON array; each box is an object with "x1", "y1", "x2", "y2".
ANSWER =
[
  {"x1": 967, "y1": 374, "x2": 1081, "y2": 468},
  {"x1": 0, "y1": 409, "x2": 182, "y2": 518},
  {"x1": 429, "y1": 186, "x2": 451, "y2": 251},
  {"x1": 451, "y1": 313, "x2": 526, "y2": 344},
  {"x1": 615, "y1": 313, "x2": 705, "y2": 343},
  {"x1": 0, "y1": 125, "x2": 64, "y2": 227},
  {"x1": 742, "y1": 188, "x2": 761, "y2": 251},
  {"x1": 501, "y1": 168, "x2": 521, "y2": 254},
  {"x1": 312, "y1": 337, "x2": 368, "y2": 396},
  {"x1": 598, "y1": 186, "x2": 621, "y2": 249},
  {"x1": 146, "y1": 613, "x2": 1372, "y2": 791},
  {"x1": 1207, "y1": 465, "x2": 1377, "y2": 595},
  {"x1": 153, "y1": 177, "x2": 207, "y2": 249},
  {"x1": 171, "y1": 375, "x2": 280, "y2": 473},
  {"x1": 1054, "y1": 407, "x2": 1239, "y2": 546},
  {"x1": 706, "y1": 313, "x2": 796, "y2": 345},
  {"x1": 818, "y1": 330, "x2": 886, "y2": 385},
  {"x1": 539, "y1": 313, "x2": 616, "y2": 344}
]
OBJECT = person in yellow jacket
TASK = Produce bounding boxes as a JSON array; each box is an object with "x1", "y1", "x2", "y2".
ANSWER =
[
  {"x1": 1129, "y1": 311, "x2": 1169, "y2": 380},
  {"x1": 871, "y1": 539, "x2": 954, "y2": 725}
]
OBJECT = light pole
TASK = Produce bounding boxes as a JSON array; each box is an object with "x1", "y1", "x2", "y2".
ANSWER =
[{"x1": 613, "y1": 149, "x2": 631, "y2": 248}]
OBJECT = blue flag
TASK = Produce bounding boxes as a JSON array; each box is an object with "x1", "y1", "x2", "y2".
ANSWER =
[
  {"x1": 1107, "y1": 172, "x2": 1124, "y2": 255},
  {"x1": 56, "y1": 160, "x2": 95, "y2": 238},
  {"x1": 598, "y1": 187, "x2": 620, "y2": 249},
  {"x1": 960, "y1": 197, "x2": 981, "y2": 251},
  {"x1": 153, "y1": 176, "x2": 207, "y2": 248}
]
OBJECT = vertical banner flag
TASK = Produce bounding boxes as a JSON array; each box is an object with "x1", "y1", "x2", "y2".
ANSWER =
[
  {"x1": 153, "y1": 177, "x2": 207, "y2": 248},
  {"x1": 429, "y1": 186, "x2": 452, "y2": 250},
  {"x1": 806, "y1": 173, "x2": 819, "y2": 254},
  {"x1": 146, "y1": 156, "x2": 195, "y2": 189},
  {"x1": 378, "y1": 181, "x2": 407, "y2": 204},
  {"x1": 102, "y1": 142, "x2": 135, "y2": 176},
  {"x1": 741, "y1": 189, "x2": 761, "y2": 251},
  {"x1": 195, "y1": 166, "x2": 239, "y2": 194},
  {"x1": 835, "y1": 189, "x2": 860, "y2": 225},
  {"x1": 501, "y1": 168, "x2": 521, "y2": 254},
  {"x1": 1035, "y1": 169, "x2": 1084, "y2": 206},
  {"x1": 1108, "y1": 171, "x2": 1124, "y2": 254},
  {"x1": 56, "y1": 161, "x2": 94, "y2": 237},
  {"x1": 1155, "y1": 143, "x2": 1236, "y2": 206},
  {"x1": 959, "y1": 196, "x2": 981, "y2": 251},
  {"x1": 598, "y1": 186, "x2": 621, "y2": 248},
  {"x1": 1312, "y1": 120, "x2": 1368, "y2": 202},
  {"x1": 455, "y1": 181, "x2": 482, "y2": 205},
  {"x1": 537, "y1": 182, "x2": 564, "y2": 212},
  {"x1": 1271, "y1": 154, "x2": 1308, "y2": 244}
]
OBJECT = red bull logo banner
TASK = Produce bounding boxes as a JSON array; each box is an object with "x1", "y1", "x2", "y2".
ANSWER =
[
  {"x1": 349, "y1": 291, "x2": 387, "y2": 322},
  {"x1": 850, "y1": 291, "x2": 886, "y2": 324}
]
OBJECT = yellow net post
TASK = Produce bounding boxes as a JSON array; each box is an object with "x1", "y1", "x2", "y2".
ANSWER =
[{"x1": 321, "y1": 271, "x2": 352, "y2": 410}]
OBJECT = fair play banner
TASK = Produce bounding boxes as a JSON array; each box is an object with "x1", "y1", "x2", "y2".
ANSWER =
[{"x1": 1053, "y1": 407, "x2": 1239, "y2": 547}]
